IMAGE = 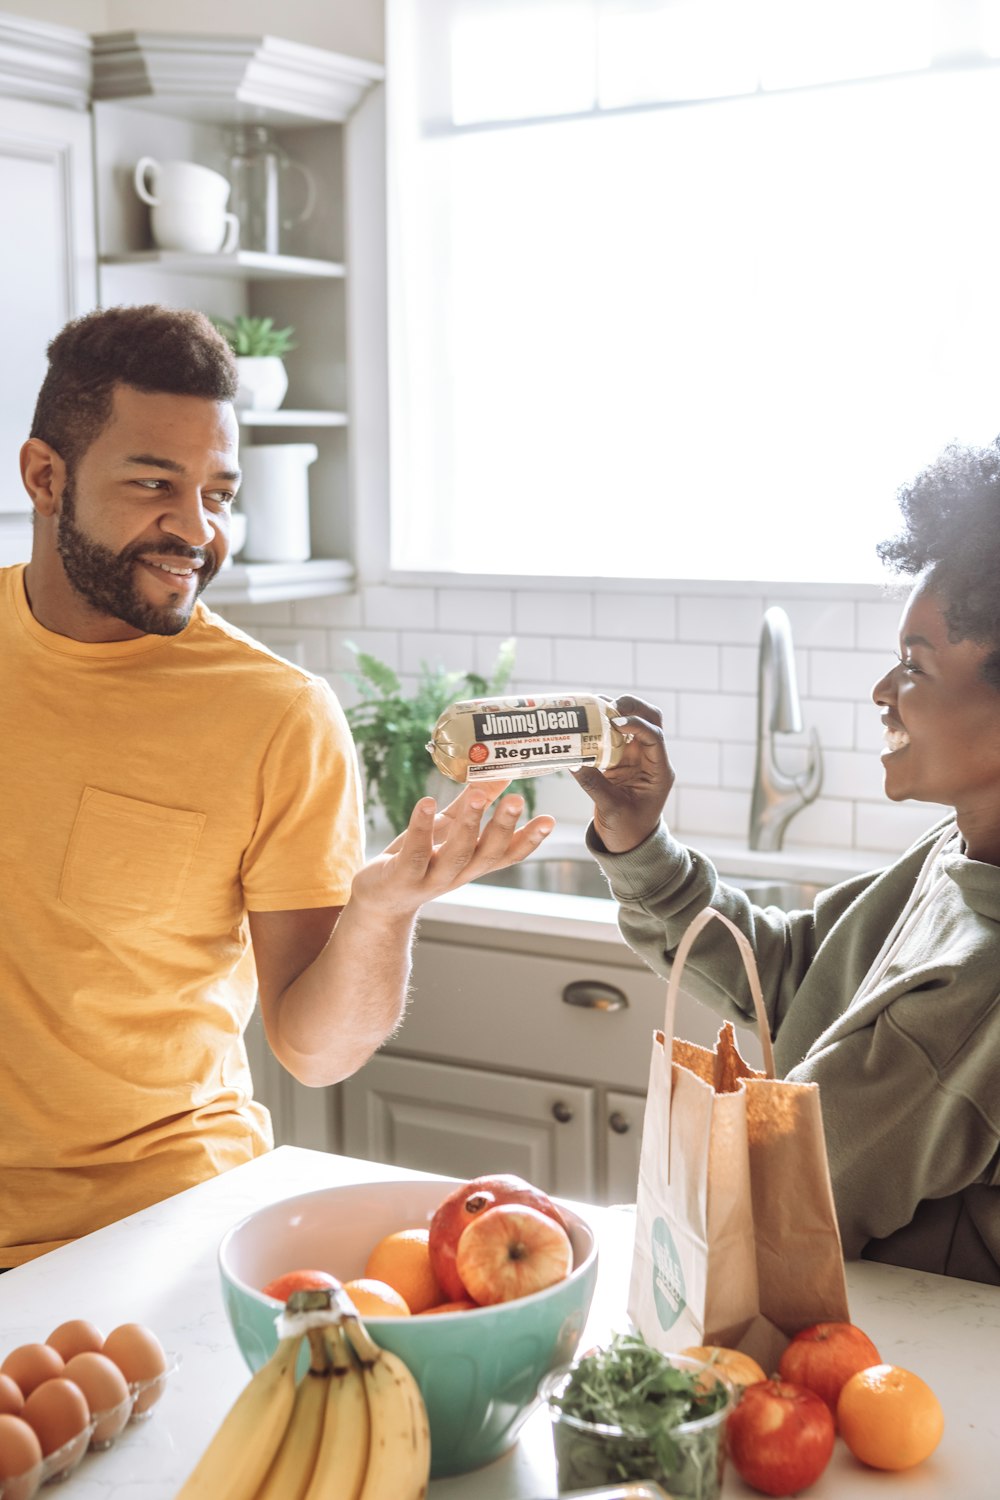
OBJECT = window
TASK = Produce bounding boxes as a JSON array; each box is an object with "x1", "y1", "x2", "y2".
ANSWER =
[{"x1": 387, "y1": 0, "x2": 1000, "y2": 582}]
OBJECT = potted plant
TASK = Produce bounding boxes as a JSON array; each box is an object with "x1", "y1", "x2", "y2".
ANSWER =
[
  {"x1": 212, "y1": 314, "x2": 297, "y2": 411},
  {"x1": 343, "y1": 638, "x2": 537, "y2": 835}
]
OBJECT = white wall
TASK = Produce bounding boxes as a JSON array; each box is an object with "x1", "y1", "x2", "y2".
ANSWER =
[{"x1": 0, "y1": 0, "x2": 384, "y2": 61}]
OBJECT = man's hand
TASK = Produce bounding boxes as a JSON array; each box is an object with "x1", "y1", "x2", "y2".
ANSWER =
[
  {"x1": 571, "y1": 694, "x2": 675, "y2": 853},
  {"x1": 350, "y1": 780, "x2": 555, "y2": 917}
]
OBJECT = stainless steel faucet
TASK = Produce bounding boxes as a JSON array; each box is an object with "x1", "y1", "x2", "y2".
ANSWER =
[{"x1": 748, "y1": 606, "x2": 823, "y2": 851}]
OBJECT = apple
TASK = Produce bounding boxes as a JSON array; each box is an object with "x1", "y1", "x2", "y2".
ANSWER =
[
  {"x1": 428, "y1": 1173, "x2": 568, "y2": 1301},
  {"x1": 778, "y1": 1321, "x2": 881, "y2": 1416},
  {"x1": 454, "y1": 1203, "x2": 573, "y2": 1304},
  {"x1": 727, "y1": 1379, "x2": 835, "y2": 1497}
]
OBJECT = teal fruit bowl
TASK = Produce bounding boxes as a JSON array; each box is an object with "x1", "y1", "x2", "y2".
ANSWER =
[{"x1": 218, "y1": 1176, "x2": 598, "y2": 1478}]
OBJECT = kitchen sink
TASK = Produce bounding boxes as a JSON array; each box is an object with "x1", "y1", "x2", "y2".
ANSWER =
[{"x1": 476, "y1": 857, "x2": 825, "y2": 912}]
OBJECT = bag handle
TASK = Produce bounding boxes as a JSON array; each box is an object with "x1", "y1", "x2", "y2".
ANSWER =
[{"x1": 664, "y1": 905, "x2": 777, "y2": 1080}]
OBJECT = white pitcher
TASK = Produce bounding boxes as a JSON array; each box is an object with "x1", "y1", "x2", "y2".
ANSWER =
[
  {"x1": 238, "y1": 444, "x2": 318, "y2": 563},
  {"x1": 134, "y1": 156, "x2": 239, "y2": 254}
]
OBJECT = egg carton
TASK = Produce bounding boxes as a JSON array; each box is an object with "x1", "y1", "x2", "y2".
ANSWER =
[{"x1": 0, "y1": 1356, "x2": 179, "y2": 1498}]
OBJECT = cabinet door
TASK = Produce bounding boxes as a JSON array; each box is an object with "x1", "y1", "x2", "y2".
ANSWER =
[
  {"x1": 341, "y1": 1054, "x2": 597, "y2": 1200},
  {"x1": 604, "y1": 1088, "x2": 646, "y2": 1208},
  {"x1": 0, "y1": 96, "x2": 97, "y2": 523}
]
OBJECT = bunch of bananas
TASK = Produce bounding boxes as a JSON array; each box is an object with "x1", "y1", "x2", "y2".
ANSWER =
[{"x1": 175, "y1": 1291, "x2": 430, "y2": 1500}]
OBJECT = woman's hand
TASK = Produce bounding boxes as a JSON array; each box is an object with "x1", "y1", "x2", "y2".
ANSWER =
[
  {"x1": 350, "y1": 780, "x2": 555, "y2": 917},
  {"x1": 572, "y1": 694, "x2": 675, "y2": 853}
]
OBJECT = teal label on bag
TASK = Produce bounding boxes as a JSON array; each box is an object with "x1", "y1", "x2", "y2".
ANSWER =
[{"x1": 651, "y1": 1217, "x2": 686, "y2": 1329}]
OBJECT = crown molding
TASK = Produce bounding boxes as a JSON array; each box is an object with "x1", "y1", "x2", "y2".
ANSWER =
[
  {"x1": 0, "y1": 12, "x2": 91, "y2": 111},
  {"x1": 91, "y1": 30, "x2": 384, "y2": 126}
]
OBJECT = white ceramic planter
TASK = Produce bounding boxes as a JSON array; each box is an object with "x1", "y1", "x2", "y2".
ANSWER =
[
  {"x1": 234, "y1": 356, "x2": 288, "y2": 411},
  {"x1": 238, "y1": 443, "x2": 317, "y2": 562}
]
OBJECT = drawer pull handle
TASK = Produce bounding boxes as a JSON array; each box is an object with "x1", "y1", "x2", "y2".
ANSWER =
[
  {"x1": 562, "y1": 979, "x2": 628, "y2": 1012},
  {"x1": 552, "y1": 1100, "x2": 574, "y2": 1124},
  {"x1": 609, "y1": 1111, "x2": 631, "y2": 1135}
]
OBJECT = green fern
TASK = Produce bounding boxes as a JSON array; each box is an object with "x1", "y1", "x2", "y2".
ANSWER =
[{"x1": 343, "y1": 638, "x2": 536, "y2": 834}]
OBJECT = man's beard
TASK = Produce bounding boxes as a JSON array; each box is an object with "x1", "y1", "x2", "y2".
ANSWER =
[{"x1": 56, "y1": 478, "x2": 217, "y2": 636}]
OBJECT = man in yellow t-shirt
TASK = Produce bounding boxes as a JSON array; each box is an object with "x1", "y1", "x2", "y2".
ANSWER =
[{"x1": 1, "y1": 305, "x2": 553, "y2": 1266}]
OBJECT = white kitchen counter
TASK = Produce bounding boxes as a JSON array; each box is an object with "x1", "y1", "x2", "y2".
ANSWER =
[
  {"x1": 1, "y1": 1147, "x2": 997, "y2": 1499},
  {"x1": 422, "y1": 825, "x2": 888, "y2": 943}
]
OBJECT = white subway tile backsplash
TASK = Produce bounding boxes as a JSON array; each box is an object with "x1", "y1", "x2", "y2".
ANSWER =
[
  {"x1": 809, "y1": 648, "x2": 886, "y2": 700},
  {"x1": 679, "y1": 691, "x2": 755, "y2": 741},
  {"x1": 554, "y1": 637, "x2": 634, "y2": 687},
  {"x1": 401, "y1": 632, "x2": 473, "y2": 673},
  {"x1": 776, "y1": 598, "x2": 856, "y2": 649},
  {"x1": 226, "y1": 576, "x2": 960, "y2": 860},
  {"x1": 516, "y1": 590, "x2": 592, "y2": 635},
  {"x1": 782, "y1": 797, "x2": 853, "y2": 849},
  {"x1": 594, "y1": 592, "x2": 677, "y2": 640},
  {"x1": 362, "y1": 585, "x2": 436, "y2": 629},
  {"x1": 636, "y1": 642, "x2": 720, "y2": 692},
  {"x1": 669, "y1": 739, "x2": 721, "y2": 788},
  {"x1": 476, "y1": 633, "x2": 553, "y2": 683},
  {"x1": 817, "y1": 748, "x2": 885, "y2": 801},
  {"x1": 328, "y1": 629, "x2": 401, "y2": 674},
  {"x1": 679, "y1": 595, "x2": 763, "y2": 643},
  {"x1": 438, "y1": 588, "x2": 514, "y2": 633},
  {"x1": 800, "y1": 696, "x2": 856, "y2": 751},
  {"x1": 721, "y1": 645, "x2": 757, "y2": 694},
  {"x1": 676, "y1": 786, "x2": 748, "y2": 839},
  {"x1": 854, "y1": 799, "x2": 951, "y2": 854},
  {"x1": 292, "y1": 593, "x2": 363, "y2": 628},
  {"x1": 857, "y1": 597, "x2": 905, "y2": 650}
]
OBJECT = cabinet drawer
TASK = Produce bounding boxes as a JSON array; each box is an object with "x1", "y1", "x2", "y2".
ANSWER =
[{"x1": 399, "y1": 939, "x2": 762, "y2": 1092}]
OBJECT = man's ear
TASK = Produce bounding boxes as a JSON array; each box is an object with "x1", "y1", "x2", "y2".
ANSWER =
[{"x1": 20, "y1": 438, "x2": 67, "y2": 518}]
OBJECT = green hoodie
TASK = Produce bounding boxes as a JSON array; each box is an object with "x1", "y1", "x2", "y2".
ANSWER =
[{"x1": 587, "y1": 815, "x2": 1000, "y2": 1285}]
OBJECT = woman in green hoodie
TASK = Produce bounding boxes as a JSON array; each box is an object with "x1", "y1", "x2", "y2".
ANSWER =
[{"x1": 575, "y1": 441, "x2": 1000, "y2": 1284}]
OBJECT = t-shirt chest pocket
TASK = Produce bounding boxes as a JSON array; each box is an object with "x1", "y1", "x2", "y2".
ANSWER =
[{"x1": 60, "y1": 788, "x2": 206, "y2": 931}]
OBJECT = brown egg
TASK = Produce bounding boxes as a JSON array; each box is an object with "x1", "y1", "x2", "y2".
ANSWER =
[
  {"x1": 0, "y1": 1344, "x2": 64, "y2": 1399},
  {"x1": 0, "y1": 1413, "x2": 44, "y2": 1500},
  {"x1": 46, "y1": 1320, "x2": 105, "y2": 1363},
  {"x1": 21, "y1": 1378, "x2": 90, "y2": 1474},
  {"x1": 102, "y1": 1323, "x2": 168, "y2": 1413},
  {"x1": 63, "y1": 1353, "x2": 130, "y2": 1446},
  {"x1": 0, "y1": 1372, "x2": 25, "y2": 1416}
]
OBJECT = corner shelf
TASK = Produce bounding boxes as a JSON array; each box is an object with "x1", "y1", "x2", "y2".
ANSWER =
[
  {"x1": 207, "y1": 558, "x2": 354, "y2": 605},
  {"x1": 99, "y1": 250, "x2": 345, "y2": 281}
]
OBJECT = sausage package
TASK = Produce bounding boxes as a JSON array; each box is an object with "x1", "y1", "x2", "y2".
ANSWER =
[{"x1": 427, "y1": 692, "x2": 626, "y2": 783}]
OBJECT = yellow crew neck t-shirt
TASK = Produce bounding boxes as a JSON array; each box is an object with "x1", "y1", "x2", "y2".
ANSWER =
[{"x1": 0, "y1": 565, "x2": 365, "y2": 1265}]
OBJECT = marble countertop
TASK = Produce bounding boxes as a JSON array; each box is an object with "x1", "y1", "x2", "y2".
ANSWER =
[{"x1": 1, "y1": 1147, "x2": 997, "y2": 1498}]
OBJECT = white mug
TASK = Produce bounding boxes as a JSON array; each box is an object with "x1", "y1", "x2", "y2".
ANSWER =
[{"x1": 134, "y1": 156, "x2": 239, "y2": 254}]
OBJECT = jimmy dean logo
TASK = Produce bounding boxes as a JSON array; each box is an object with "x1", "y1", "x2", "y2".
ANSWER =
[{"x1": 473, "y1": 707, "x2": 588, "y2": 738}]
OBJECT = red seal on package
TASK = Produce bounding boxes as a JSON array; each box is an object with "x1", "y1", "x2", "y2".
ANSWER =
[{"x1": 469, "y1": 742, "x2": 489, "y2": 764}]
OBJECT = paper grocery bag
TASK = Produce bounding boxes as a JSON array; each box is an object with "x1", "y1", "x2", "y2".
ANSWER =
[{"x1": 627, "y1": 905, "x2": 850, "y2": 1372}]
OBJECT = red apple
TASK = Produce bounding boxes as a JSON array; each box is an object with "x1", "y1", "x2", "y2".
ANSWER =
[
  {"x1": 727, "y1": 1379, "x2": 835, "y2": 1497},
  {"x1": 454, "y1": 1203, "x2": 573, "y2": 1305},
  {"x1": 778, "y1": 1321, "x2": 881, "y2": 1417},
  {"x1": 429, "y1": 1173, "x2": 568, "y2": 1301}
]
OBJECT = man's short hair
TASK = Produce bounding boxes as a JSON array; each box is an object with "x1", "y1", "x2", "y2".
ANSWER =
[{"x1": 30, "y1": 304, "x2": 239, "y2": 473}]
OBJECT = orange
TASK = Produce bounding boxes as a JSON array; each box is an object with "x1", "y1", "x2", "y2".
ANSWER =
[
  {"x1": 680, "y1": 1345, "x2": 768, "y2": 1391},
  {"x1": 363, "y1": 1227, "x2": 444, "y2": 1314},
  {"x1": 341, "y1": 1278, "x2": 411, "y2": 1317},
  {"x1": 837, "y1": 1363, "x2": 944, "y2": 1470}
]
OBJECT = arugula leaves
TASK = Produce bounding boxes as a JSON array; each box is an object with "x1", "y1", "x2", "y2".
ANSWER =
[{"x1": 550, "y1": 1332, "x2": 729, "y2": 1499}]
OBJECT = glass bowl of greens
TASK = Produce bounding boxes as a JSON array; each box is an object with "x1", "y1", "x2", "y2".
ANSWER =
[{"x1": 541, "y1": 1332, "x2": 733, "y2": 1500}]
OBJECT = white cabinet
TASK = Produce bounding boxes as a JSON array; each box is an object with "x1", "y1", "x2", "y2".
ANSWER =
[
  {"x1": 88, "y1": 30, "x2": 383, "y2": 605},
  {"x1": 341, "y1": 1054, "x2": 597, "y2": 1200},
  {"x1": 0, "y1": 16, "x2": 96, "y2": 554},
  {"x1": 604, "y1": 1088, "x2": 646, "y2": 1207}
]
